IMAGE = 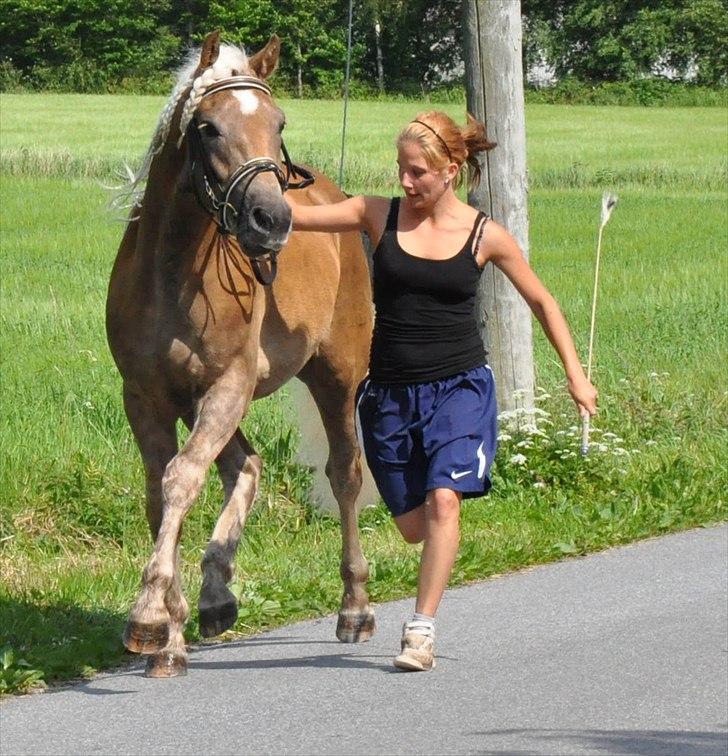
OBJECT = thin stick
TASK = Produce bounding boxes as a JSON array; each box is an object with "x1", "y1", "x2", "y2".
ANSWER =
[
  {"x1": 581, "y1": 193, "x2": 618, "y2": 455},
  {"x1": 338, "y1": 0, "x2": 354, "y2": 188}
]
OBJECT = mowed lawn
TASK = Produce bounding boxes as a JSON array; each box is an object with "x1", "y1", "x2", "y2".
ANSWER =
[{"x1": 0, "y1": 93, "x2": 726, "y2": 688}]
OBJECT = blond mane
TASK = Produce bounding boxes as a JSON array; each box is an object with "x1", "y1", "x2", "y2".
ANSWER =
[{"x1": 112, "y1": 43, "x2": 250, "y2": 216}]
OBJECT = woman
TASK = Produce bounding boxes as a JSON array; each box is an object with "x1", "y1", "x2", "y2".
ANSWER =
[{"x1": 285, "y1": 111, "x2": 597, "y2": 671}]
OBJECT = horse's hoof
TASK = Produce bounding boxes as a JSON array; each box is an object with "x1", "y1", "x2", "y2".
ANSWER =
[
  {"x1": 123, "y1": 620, "x2": 170, "y2": 654},
  {"x1": 199, "y1": 600, "x2": 238, "y2": 638},
  {"x1": 145, "y1": 651, "x2": 187, "y2": 678},
  {"x1": 336, "y1": 608, "x2": 376, "y2": 643}
]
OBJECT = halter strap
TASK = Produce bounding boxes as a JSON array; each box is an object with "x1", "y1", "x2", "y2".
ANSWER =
[{"x1": 184, "y1": 73, "x2": 315, "y2": 286}]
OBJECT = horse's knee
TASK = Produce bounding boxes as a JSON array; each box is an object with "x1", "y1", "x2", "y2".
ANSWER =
[{"x1": 162, "y1": 455, "x2": 205, "y2": 510}]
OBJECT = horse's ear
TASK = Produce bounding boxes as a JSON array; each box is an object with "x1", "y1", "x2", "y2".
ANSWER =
[
  {"x1": 249, "y1": 35, "x2": 281, "y2": 80},
  {"x1": 198, "y1": 31, "x2": 221, "y2": 72}
]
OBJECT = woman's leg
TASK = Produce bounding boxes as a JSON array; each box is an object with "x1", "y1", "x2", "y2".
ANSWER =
[
  {"x1": 392, "y1": 488, "x2": 460, "y2": 671},
  {"x1": 392, "y1": 487, "x2": 461, "y2": 612},
  {"x1": 415, "y1": 487, "x2": 461, "y2": 616}
]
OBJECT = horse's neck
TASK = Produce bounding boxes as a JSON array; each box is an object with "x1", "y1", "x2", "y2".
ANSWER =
[{"x1": 137, "y1": 139, "x2": 213, "y2": 265}]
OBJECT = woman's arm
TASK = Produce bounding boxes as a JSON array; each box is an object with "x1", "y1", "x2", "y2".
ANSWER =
[
  {"x1": 479, "y1": 221, "x2": 598, "y2": 417},
  {"x1": 285, "y1": 194, "x2": 389, "y2": 239}
]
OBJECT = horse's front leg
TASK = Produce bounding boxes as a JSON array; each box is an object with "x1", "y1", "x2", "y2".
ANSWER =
[
  {"x1": 123, "y1": 369, "x2": 250, "y2": 675},
  {"x1": 198, "y1": 429, "x2": 261, "y2": 638}
]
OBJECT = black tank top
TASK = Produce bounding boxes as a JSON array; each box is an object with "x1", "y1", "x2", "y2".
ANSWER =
[{"x1": 369, "y1": 198, "x2": 488, "y2": 384}]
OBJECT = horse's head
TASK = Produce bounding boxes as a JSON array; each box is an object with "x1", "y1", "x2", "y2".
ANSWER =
[{"x1": 183, "y1": 32, "x2": 294, "y2": 259}]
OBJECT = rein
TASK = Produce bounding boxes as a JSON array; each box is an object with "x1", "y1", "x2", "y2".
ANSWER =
[{"x1": 186, "y1": 75, "x2": 314, "y2": 286}]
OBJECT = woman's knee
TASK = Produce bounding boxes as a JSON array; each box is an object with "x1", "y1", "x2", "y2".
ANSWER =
[{"x1": 425, "y1": 488, "x2": 461, "y2": 525}]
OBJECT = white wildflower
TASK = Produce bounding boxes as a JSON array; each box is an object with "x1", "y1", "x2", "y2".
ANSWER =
[
  {"x1": 516, "y1": 439, "x2": 533, "y2": 449},
  {"x1": 644, "y1": 440, "x2": 657, "y2": 446},
  {"x1": 497, "y1": 433, "x2": 513, "y2": 442},
  {"x1": 510, "y1": 453, "x2": 528, "y2": 466},
  {"x1": 533, "y1": 481, "x2": 547, "y2": 489}
]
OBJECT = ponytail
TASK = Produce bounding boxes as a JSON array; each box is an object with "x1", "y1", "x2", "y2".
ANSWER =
[
  {"x1": 399, "y1": 111, "x2": 496, "y2": 191},
  {"x1": 461, "y1": 113, "x2": 496, "y2": 191}
]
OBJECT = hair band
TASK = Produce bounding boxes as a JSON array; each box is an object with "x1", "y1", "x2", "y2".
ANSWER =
[{"x1": 410, "y1": 120, "x2": 453, "y2": 162}]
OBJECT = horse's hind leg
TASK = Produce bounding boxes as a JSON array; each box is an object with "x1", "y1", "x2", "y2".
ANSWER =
[
  {"x1": 299, "y1": 361, "x2": 375, "y2": 642},
  {"x1": 198, "y1": 429, "x2": 262, "y2": 638}
]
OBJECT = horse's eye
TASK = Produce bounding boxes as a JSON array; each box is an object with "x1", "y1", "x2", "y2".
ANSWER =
[
  {"x1": 198, "y1": 121, "x2": 220, "y2": 138},
  {"x1": 278, "y1": 121, "x2": 286, "y2": 134}
]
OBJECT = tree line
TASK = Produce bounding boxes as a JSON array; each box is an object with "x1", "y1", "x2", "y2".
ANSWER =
[{"x1": 0, "y1": 0, "x2": 725, "y2": 95}]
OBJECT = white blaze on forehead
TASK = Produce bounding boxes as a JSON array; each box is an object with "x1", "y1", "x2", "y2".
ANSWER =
[{"x1": 234, "y1": 90, "x2": 259, "y2": 116}]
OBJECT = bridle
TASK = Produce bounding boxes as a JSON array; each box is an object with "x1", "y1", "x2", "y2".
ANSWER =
[{"x1": 185, "y1": 75, "x2": 314, "y2": 286}]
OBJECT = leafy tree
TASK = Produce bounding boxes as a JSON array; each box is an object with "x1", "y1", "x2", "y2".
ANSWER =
[
  {"x1": 0, "y1": 0, "x2": 179, "y2": 89},
  {"x1": 521, "y1": 0, "x2": 728, "y2": 84}
]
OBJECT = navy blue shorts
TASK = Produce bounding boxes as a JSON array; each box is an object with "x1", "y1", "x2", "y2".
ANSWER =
[{"x1": 355, "y1": 365, "x2": 498, "y2": 517}]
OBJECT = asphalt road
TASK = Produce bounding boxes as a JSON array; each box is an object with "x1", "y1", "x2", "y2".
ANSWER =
[{"x1": 2, "y1": 525, "x2": 726, "y2": 756}]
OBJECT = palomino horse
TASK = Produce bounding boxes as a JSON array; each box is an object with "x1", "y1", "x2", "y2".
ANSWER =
[{"x1": 106, "y1": 32, "x2": 375, "y2": 677}]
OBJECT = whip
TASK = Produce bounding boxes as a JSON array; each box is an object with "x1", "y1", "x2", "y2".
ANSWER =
[
  {"x1": 338, "y1": 0, "x2": 354, "y2": 188},
  {"x1": 581, "y1": 192, "x2": 618, "y2": 455}
]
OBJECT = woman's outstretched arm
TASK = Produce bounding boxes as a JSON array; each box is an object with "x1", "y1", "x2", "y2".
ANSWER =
[
  {"x1": 285, "y1": 194, "x2": 389, "y2": 237},
  {"x1": 479, "y1": 221, "x2": 598, "y2": 417}
]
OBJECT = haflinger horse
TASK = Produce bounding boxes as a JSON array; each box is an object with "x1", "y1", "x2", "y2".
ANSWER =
[{"x1": 106, "y1": 31, "x2": 375, "y2": 677}]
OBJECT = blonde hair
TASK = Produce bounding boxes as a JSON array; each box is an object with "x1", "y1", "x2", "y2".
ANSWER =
[
  {"x1": 111, "y1": 43, "x2": 249, "y2": 215},
  {"x1": 397, "y1": 111, "x2": 496, "y2": 190}
]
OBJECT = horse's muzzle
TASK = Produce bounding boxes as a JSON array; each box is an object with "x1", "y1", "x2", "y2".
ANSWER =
[{"x1": 236, "y1": 193, "x2": 292, "y2": 257}]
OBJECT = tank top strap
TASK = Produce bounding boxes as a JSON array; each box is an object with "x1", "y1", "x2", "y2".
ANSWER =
[
  {"x1": 385, "y1": 197, "x2": 400, "y2": 231},
  {"x1": 470, "y1": 212, "x2": 490, "y2": 259}
]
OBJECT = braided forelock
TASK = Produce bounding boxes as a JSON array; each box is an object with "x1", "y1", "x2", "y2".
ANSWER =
[
  {"x1": 177, "y1": 44, "x2": 251, "y2": 146},
  {"x1": 110, "y1": 44, "x2": 249, "y2": 216}
]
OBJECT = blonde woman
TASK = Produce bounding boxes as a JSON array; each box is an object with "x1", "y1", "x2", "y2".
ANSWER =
[{"x1": 286, "y1": 111, "x2": 597, "y2": 671}]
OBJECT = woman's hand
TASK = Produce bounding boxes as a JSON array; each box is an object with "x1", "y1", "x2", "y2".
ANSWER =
[{"x1": 568, "y1": 373, "x2": 598, "y2": 418}]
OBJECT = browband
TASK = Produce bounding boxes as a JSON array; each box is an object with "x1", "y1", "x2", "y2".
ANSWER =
[{"x1": 201, "y1": 76, "x2": 272, "y2": 99}]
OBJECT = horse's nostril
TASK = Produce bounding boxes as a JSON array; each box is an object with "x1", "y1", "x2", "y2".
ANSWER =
[{"x1": 251, "y1": 207, "x2": 274, "y2": 233}]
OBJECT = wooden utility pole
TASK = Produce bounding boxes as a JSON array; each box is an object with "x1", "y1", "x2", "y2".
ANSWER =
[{"x1": 464, "y1": 0, "x2": 534, "y2": 423}]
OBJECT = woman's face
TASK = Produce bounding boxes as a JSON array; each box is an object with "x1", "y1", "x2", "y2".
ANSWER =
[{"x1": 397, "y1": 140, "x2": 450, "y2": 209}]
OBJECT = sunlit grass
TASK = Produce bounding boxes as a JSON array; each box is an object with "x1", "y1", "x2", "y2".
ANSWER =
[
  {"x1": 1, "y1": 94, "x2": 726, "y2": 191},
  {"x1": 0, "y1": 96, "x2": 726, "y2": 690}
]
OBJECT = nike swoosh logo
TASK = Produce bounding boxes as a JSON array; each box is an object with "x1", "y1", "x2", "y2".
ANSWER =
[
  {"x1": 450, "y1": 470, "x2": 472, "y2": 480},
  {"x1": 477, "y1": 442, "x2": 487, "y2": 478}
]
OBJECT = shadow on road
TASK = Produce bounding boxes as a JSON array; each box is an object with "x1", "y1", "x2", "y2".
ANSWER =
[
  {"x1": 189, "y1": 651, "x2": 397, "y2": 673},
  {"x1": 468, "y1": 727, "x2": 728, "y2": 756}
]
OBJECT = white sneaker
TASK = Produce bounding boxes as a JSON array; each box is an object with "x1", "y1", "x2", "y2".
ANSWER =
[{"x1": 393, "y1": 622, "x2": 435, "y2": 671}]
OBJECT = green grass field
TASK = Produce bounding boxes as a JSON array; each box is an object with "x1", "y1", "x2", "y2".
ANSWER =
[{"x1": 1, "y1": 94, "x2": 726, "y2": 692}]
